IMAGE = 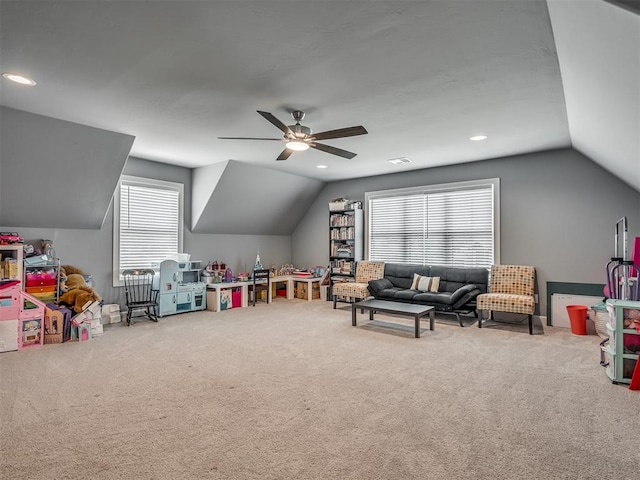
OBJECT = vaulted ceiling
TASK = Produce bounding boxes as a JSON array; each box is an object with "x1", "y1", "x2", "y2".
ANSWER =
[{"x1": 0, "y1": 1, "x2": 638, "y2": 232}]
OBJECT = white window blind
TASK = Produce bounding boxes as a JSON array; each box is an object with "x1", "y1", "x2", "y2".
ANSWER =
[
  {"x1": 113, "y1": 176, "x2": 183, "y2": 285},
  {"x1": 367, "y1": 179, "x2": 499, "y2": 268}
]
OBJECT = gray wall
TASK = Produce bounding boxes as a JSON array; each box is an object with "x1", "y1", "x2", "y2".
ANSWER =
[
  {"x1": 1, "y1": 157, "x2": 292, "y2": 307},
  {"x1": 291, "y1": 148, "x2": 640, "y2": 317},
  {"x1": 0, "y1": 107, "x2": 133, "y2": 228},
  {"x1": 191, "y1": 160, "x2": 325, "y2": 234},
  {"x1": 3, "y1": 146, "x2": 638, "y2": 317}
]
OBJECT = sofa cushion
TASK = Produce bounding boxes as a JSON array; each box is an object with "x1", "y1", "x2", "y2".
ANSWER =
[
  {"x1": 376, "y1": 287, "x2": 404, "y2": 300},
  {"x1": 368, "y1": 278, "x2": 393, "y2": 296},
  {"x1": 430, "y1": 265, "x2": 489, "y2": 294},
  {"x1": 413, "y1": 284, "x2": 481, "y2": 308},
  {"x1": 383, "y1": 263, "x2": 430, "y2": 289},
  {"x1": 413, "y1": 291, "x2": 458, "y2": 306},
  {"x1": 332, "y1": 282, "x2": 371, "y2": 300},
  {"x1": 394, "y1": 289, "x2": 419, "y2": 302},
  {"x1": 410, "y1": 274, "x2": 440, "y2": 293}
]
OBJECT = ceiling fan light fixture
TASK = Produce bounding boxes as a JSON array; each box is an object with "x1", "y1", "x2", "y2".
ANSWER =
[{"x1": 286, "y1": 140, "x2": 309, "y2": 151}]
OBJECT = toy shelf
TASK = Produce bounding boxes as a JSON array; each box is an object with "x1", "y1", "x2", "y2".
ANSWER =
[
  {"x1": 604, "y1": 299, "x2": 640, "y2": 384},
  {"x1": 23, "y1": 260, "x2": 61, "y2": 303}
]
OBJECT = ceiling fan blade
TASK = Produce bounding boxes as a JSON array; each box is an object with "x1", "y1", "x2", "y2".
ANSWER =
[
  {"x1": 257, "y1": 111, "x2": 293, "y2": 136},
  {"x1": 310, "y1": 142, "x2": 357, "y2": 159},
  {"x1": 312, "y1": 125, "x2": 368, "y2": 141},
  {"x1": 218, "y1": 137, "x2": 283, "y2": 141},
  {"x1": 276, "y1": 148, "x2": 294, "y2": 161}
]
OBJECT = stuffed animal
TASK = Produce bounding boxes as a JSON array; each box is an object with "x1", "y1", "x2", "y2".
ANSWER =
[
  {"x1": 42, "y1": 239, "x2": 56, "y2": 259},
  {"x1": 65, "y1": 273, "x2": 88, "y2": 291},
  {"x1": 57, "y1": 265, "x2": 100, "y2": 313},
  {"x1": 61, "y1": 265, "x2": 85, "y2": 276},
  {"x1": 59, "y1": 266, "x2": 87, "y2": 294},
  {"x1": 58, "y1": 285, "x2": 101, "y2": 314},
  {"x1": 59, "y1": 273, "x2": 68, "y2": 294}
]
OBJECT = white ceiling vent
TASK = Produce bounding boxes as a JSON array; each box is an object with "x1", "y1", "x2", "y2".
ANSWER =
[{"x1": 388, "y1": 157, "x2": 412, "y2": 165}]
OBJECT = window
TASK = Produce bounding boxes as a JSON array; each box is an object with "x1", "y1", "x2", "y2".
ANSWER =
[
  {"x1": 113, "y1": 176, "x2": 183, "y2": 286},
  {"x1": 366, "y1": 178, "x2": 499, "y2": 268}
]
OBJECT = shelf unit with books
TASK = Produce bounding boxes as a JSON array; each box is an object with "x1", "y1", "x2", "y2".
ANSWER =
[{"x1": 329, "y1": 206, "x2": 363, "y2": 300}]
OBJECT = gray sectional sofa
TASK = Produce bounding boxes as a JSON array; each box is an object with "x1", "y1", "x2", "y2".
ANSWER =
[{"x1": 366, "y1": 263, "x2": 489, "y2": 326}]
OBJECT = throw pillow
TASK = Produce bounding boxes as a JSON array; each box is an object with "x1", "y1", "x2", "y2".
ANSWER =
[{"x1": 410, "y1": 274, "x2": 440, "y2": 293}]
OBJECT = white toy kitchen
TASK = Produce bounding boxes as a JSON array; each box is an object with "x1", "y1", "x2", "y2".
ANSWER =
[{"x1": 155, "y1": 259, "x2": 206, "y2": 317}]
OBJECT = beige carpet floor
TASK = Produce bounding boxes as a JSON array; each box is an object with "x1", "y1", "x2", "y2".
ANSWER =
[{"x1": 1, "y1": 299, "x2": 638, "y2": 480}]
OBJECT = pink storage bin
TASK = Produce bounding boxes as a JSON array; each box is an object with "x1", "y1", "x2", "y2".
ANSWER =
[
  {"x1": 0, "y1": 281, "x2": 21, "y2": 321},
  {"x1": 25, "y1": 269, "x2": 57, "y2": 287},
  {"x1": 232, "y1": 289, "x2": 242, "y2": 308}
]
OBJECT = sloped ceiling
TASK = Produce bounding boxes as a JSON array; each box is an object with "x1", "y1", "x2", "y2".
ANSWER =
[
  {"x1": 547, "y1": 0, "x2": 640, "y2": 191},
  {"x1": 192, "y1": 160, "x2": 324, "y2": 234},
  {"x1": 0, "y1": 107, "x2": 133, "y2": 229}
]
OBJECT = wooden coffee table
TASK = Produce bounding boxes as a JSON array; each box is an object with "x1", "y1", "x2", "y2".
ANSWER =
[{"x1": 351, "y1": 299, "x2": 435, "y2": 338}]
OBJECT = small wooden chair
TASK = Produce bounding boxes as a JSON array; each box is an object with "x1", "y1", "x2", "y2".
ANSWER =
[
  {"x1": 250, "y1": 269, "x2": 271, "y2": 306},
  {"x1": 122, "y1": 269, "x2": 159, "y2": 326}
]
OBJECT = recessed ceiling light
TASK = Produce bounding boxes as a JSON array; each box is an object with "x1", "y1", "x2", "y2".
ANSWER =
[
  {"x1": 317, "y1": 165, "x2": 328, "y2": 169},
  {"x1": 470, "y1": 135, "x2": 487, "y2": 141},
  {"x1": 2, "y1": 73, "x2": 37, "y2": 86},
  {"x1": 388, "y1": 157, "x2": 412, "y2": 165}
]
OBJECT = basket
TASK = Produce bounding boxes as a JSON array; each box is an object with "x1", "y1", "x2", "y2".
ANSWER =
[
  {"x1": 591, "y1": 301, "x2": 608, "y2": 338},
  {"x1": 329, "y1": 201, "x2": 349, "y2": 211}
]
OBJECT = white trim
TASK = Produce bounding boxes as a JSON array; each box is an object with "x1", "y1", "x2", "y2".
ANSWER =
[
  {"x1": 364, "y1": 178, "x2": 500, "y2": 266},
  {"x1": 112, "y1": 175, "x2": 184, "y2": 287}
]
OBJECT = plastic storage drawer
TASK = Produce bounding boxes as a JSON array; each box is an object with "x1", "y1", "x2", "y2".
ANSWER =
[{"x1": 25, "y1": 270, "x2": 57, "y2": 287}]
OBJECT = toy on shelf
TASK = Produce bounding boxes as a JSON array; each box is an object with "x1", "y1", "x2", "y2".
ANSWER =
[
  {"x1": 224, "y1": 267, "x2": 233, "y2": 283},
  {"x1": 41, "y1": 239, "x2": 57, "y2": 261},
  {"x1": 204, "y1": 260, "x2": 230, "y2": 284},
  {"x1": 278, "y1": 264, "x2": 296, "y2": 276},
  {"x1": 254, "y1": 251, "x2": 263, "y2": 271},
  {"x1": 0, "y1": 232, "x2": 23, "y2": 245}
]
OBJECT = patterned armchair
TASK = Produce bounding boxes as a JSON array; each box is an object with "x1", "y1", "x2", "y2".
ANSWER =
[
  {"x1": 332, "y1": 261, "x2": 385, "y2": 309},
  {"x1": 476, "y1": 265, "x2": 536, "y2": 334}
]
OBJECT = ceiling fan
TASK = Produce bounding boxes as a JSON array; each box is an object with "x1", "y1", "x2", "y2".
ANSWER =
[{"x1": 218, "y1": 110, "x2": 368, "y2": 161}]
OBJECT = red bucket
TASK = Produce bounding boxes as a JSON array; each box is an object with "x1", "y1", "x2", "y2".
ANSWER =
[{"x1": 566, "y1": 305, "x2": 588, "y2": 335}]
